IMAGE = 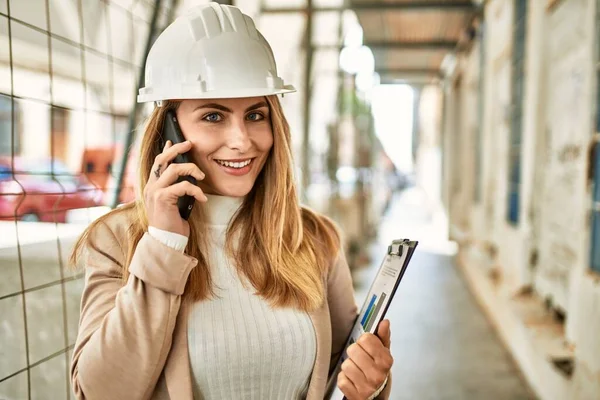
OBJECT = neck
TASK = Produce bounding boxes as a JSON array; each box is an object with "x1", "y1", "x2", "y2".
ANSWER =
[{"x1": 204, "y1": 194, "x2": 244, "y2": 226}]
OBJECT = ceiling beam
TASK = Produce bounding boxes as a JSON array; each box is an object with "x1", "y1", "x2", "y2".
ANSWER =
[
  {"x1": 314, "y1": 40, "x2": 458, "y2": 51},
  {"x1": 367, "y1": 40, "x2": 457, "y2": 50},
  {"x1": 377, "y1": 68, "x2": 444, "y2": 83},
  {"x1": 380, "y1": 76, "x2": 440, "y2": 84},
  {"x1": 376, "y1": 68, "x2": 442, "y2": 76},
  {"x1": 261, "y1": 1, "x2": 475, "y2": 14}
]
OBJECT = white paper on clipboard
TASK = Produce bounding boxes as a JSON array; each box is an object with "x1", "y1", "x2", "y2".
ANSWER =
[{"x1": 325, "y1": 239, "x2": 418, "y2": 400}]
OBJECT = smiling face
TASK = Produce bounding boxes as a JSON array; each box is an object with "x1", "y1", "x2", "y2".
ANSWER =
[{"x1": 175, "y1": 97, "x2": 273, "y2": 197}]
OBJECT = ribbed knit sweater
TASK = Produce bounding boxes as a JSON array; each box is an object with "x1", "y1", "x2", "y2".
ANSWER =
[{"x1": 149, "y1": 194, "x2": 317, "y2": 400}]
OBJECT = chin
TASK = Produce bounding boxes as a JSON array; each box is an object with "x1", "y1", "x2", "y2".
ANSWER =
[{"x1": 212, "y1": 181, "x2": 255, "y2": 198}]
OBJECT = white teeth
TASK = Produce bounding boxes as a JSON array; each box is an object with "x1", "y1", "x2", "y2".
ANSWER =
[{"x1": 217, "y1": 159, "x2": 251, "y2": 168}]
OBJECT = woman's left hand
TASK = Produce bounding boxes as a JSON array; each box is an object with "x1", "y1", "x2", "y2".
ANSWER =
[{"x1": 337, "y1": 320, "x2": 393, "y2": 400}]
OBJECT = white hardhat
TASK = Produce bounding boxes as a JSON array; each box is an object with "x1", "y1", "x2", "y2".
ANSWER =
[{"x1": 137, "y1": 2, "x2": 296, "y2": 103}]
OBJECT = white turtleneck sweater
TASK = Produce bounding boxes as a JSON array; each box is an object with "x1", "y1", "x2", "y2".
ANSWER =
[{"x1": 148, "y1": 194, "x2": 317, "y2": 400}]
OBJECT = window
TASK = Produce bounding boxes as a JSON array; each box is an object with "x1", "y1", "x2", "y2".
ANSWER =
[
  {"x1": 590, "y1": 5, "x2": 600, "y2": 273},
  {"x1": 0, "y1": 94, "x2": 19, "y2": 155},
  {"x1": 507, "y1": 0, "x2": 527, "y2": 224}
]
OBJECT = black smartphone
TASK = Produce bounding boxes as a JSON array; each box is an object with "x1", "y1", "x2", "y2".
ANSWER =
[{"x1": 161, "y1": 110, "x2": 196, "y2": 220}]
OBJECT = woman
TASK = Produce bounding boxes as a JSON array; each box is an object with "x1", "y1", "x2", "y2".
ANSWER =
[{"x1": 70, "y1": 3, "x2": 393, "y2": 399}]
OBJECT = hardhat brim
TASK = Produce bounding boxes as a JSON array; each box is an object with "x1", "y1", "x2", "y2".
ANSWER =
[{"x1": 137, "y1": 85, "x2": 296, "y2": 103}]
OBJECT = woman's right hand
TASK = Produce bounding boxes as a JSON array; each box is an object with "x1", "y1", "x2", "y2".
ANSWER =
[{"x1": 144, "y1": 140, "x2": 207, "y2": 237}]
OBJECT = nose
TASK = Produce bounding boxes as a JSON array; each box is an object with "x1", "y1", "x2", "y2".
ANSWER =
[{"x1": 225, "y1": 119, "x2": 252, "y2": 154}]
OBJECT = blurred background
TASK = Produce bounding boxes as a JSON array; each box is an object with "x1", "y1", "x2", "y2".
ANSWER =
[{"x1": 0, "y1": 0, "x2": 599, "y2": 399}]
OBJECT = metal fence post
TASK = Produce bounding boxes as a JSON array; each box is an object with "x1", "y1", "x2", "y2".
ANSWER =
[{"x1": 112, "y1": 0, "x2": 164, "y2": 208}]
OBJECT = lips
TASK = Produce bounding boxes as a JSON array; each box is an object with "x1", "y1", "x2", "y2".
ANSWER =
[
  {"x1": 213, "y1": 158, "x2": 255, "y2": 176},
  {"x1": 215, "y1": 159, "x2": 252, "y2": 169}
]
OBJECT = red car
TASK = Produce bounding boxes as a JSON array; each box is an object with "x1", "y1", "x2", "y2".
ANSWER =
[{"x1": 0, "y1": 157, "x2": 104, "y2": 223}]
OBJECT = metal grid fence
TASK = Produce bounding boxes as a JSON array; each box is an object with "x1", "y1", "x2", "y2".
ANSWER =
[{"x1": 0, "y1": 1, "x2": 175, "y2": 398}]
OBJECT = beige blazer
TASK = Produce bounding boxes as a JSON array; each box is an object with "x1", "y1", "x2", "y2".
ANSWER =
[{"x1": 70, "y1": 210, "x2": 391, "y2": 400}]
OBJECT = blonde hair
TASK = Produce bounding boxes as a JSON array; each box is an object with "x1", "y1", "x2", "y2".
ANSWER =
[{"x1": 70, "y1": 96, "x2": 340, "y2": 312}]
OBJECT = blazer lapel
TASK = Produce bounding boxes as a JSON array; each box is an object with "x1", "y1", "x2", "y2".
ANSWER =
[{"x1": 306, "y1": 300, "x2": 331, "y2": 400}]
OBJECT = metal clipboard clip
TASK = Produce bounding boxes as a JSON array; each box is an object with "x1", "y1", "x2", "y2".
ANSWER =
[
  {"x1": 388, "y1": 239, "x2": 417, "y2": 256},
  {"x1": 388, "y1": 243, "x2": 403, "y2": 256}
]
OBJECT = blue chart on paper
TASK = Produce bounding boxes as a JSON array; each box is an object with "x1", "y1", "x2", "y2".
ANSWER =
[{"x1": 360, "y1": 292, "x2": 388, "y2": 331}]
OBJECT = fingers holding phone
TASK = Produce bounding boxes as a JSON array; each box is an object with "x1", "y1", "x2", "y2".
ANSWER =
[
  {"x1": 144, "y1": 140, "x2": 207, "y2": 237},
  {"x1": 152, "y1": 142, "x2": 206, "y2": 188},
  {"x1": 149, "y1": 140, "x2": 191, "y2": 182}
]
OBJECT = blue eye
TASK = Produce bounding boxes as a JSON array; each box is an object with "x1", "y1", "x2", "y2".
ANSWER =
[
  {"x1": 247, "y1": 112, "x2": 264, "y2": 121},
  {"x1": 203, "y1": 113, "x2": 222, "y2": 122}
]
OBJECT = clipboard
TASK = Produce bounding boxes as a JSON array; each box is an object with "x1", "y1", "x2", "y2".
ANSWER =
[{"x1": 325, "y1": 239, "x2": 418, "y2": 400}]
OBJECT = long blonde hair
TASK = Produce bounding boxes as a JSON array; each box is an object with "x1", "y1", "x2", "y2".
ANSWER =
[{"x1": 70, "y1": 96, "x2": 340, "y2": 311}]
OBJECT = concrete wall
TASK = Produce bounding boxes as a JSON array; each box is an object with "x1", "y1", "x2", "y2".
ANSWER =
[{"x1": 446, "y1": 0, "x2": 600, "y2": 398}]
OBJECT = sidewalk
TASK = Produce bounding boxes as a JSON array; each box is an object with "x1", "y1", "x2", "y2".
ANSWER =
[{"x1": 352, "y1": 187, "x2": 535, "y2": 399}]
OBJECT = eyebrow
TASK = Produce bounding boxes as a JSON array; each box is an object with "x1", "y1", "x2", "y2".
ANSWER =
[{"x1": 194, "y1": 101, "x2": 268, "y2": 114}]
